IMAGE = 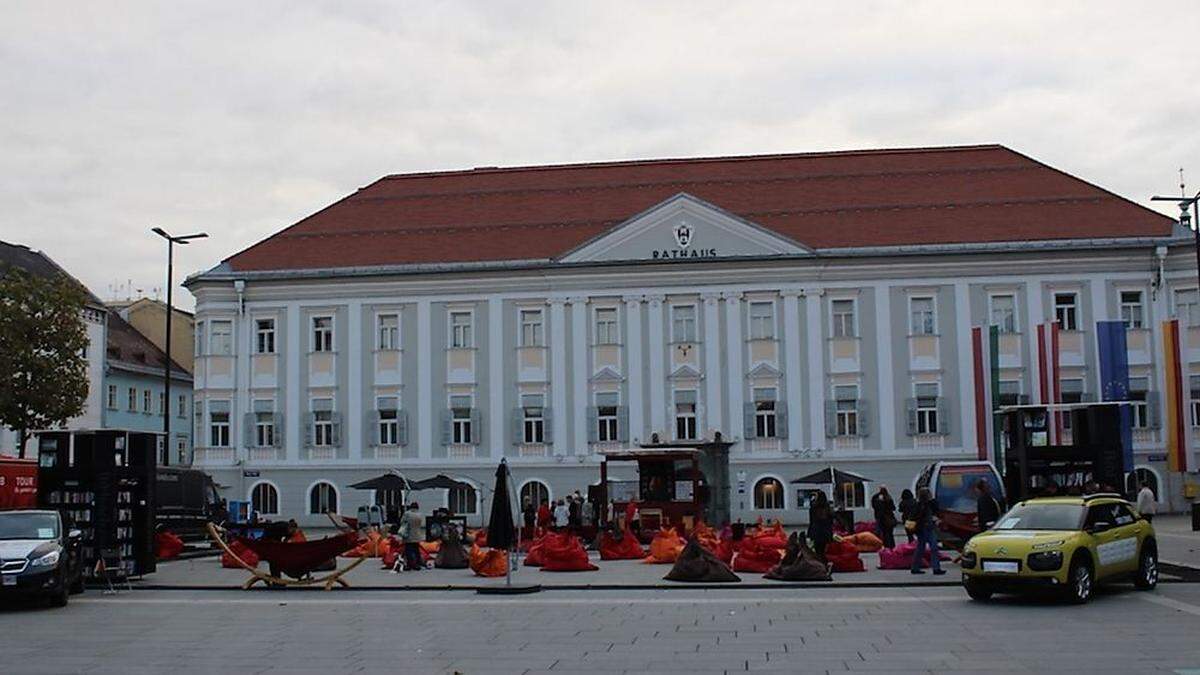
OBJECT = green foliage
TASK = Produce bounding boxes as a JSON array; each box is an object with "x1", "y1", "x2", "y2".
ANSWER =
[{"x1": 0, "y1": 266, "x2": 90, "y2": 457}]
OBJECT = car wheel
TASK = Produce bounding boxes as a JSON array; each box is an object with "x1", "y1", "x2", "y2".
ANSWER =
[
  {"x1": 49, "y1": 582, "x2": 69, "y2": 608},
  {"x1": 1066, "y1": 557, "x2": 1093, "y2": 604},
  {"x1": 70, "y1": 574, "x2": 85, "y2": 595},
  {"x1": 1134, "y1": 546, "x2": 1158, "y2": 590},
  {"x1": 964, "y1": 580, "x2": 993, "y2": 601}
]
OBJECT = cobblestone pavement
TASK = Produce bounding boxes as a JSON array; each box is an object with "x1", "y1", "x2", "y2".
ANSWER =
[{"x1": 2, "y1": 584, "x2": 1200, "y2": 674}]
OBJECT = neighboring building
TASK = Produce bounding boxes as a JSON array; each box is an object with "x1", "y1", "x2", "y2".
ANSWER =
[
  {"x1": 109, "y1": 297, "x2": 196, "y2": 374},
  {"x1": 185, "y1": 145, "x2": 1198, "y2": 526},
  {"x1": 0, "y1": 241, "x2": 108, "y2": 457},
  {"x1": 103, "y1": 309, "x2": 194, "y2": 466}
]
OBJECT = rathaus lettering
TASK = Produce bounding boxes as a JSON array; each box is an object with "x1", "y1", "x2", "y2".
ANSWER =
[{"x1": 651, "y1": 248, "x2": 718, "y2": 260}]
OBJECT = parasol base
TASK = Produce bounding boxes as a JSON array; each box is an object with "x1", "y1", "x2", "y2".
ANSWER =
[{"x1": 476, "y1": 583, "x2": 542, "y2": 595}]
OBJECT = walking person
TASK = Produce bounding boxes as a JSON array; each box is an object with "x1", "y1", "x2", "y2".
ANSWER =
[
  {"x1": 553, "y1": 499, "x2": 569, "y2": 531},
  {"x1": 807, "y1": 491, "x2": 834, "y2": 559},
  {"x1": 975, "y1": 480, "x2": 1002, "y2": 531},
  {"x1": 1136, "y1": 481, "x2": 1157, "y2": 522},
  {"x1": 898, "y1": 488, "x2": 917, "y2": 543},
  {"x1": 401, "y1": 502, "x2": 424, "y2": 571},
  {"x1": 870, "y1": 485, "x2": 897, "y2": 550},
  {"x1": 568, "y1": 494, "x2": 581, "y2": 533},
  {"x1": 910, "y1": 488, "x2": 945, "y2": 575}
]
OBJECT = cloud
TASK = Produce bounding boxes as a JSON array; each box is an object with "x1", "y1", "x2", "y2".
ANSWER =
[{"x1": 1, "y1": 1, "x2": 1197, "y2": 308}]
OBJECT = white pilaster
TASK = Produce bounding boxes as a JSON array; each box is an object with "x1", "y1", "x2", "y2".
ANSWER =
[
  {"x1": 347, "y1": 301, "x2": 363, "y2": 460},
  {"x1": 570, "y1": 297, "x2": 589, "y2": 456},
  {"x1": 624, "y1": 296, "x2": 645, "y2": 443},
  {"x1": 874, "y1": 285, "x2": 896, "y2": 452},
  {"x1": 488, "y1": 297, "x2": 505, "y2": 459},
  {"x1": 647, "y1": 294, "x2": 667, "y2": 437},
  {"x1": 723, "y1": 292, "x2": 745, "y2": 447},
  {"x1": 804, "y1": 288, "x2": 827, "y2": 445},
  {"x1": 954, "y1": 282, "x2": 976, "y2": 454},
  {"x1": 285, "y1": 303, "x2": 301, "y2": 461},
  {"x1": 235, "y1": 312, "x2": 250, "y2": 458},
  {"x1": 1090, "y1": 277, "x2": 1109, "y2": 395},
  {"x1": 702, "y1": 292, "x2": 723, "y2": 435},
  {"x1": 781, "y1": 289, "x2": 804, "y2": 447},
  {"x1": 1151, "y1": 283, "x2": 1169, "y2": 430},
  {"x1": 416, "y1": 299, "x2": 432, "y2": 459},
  {"x1": 549, "y1": 297, "x2": 569, "y2": 456}
]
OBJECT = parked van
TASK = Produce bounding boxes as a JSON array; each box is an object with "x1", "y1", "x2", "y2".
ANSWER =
[
  {"x1": 914, "y1": 461, "x2": 1005, "y2": 546},
  {"x1": 156, "y1": 468, "x2": 226, "y2": 540}
]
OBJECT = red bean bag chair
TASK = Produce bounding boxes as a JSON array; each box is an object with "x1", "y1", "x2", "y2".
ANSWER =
[
  {"x1": 222, "y1": 538, "x2": 259, "y2": 568},
  {"x1": 469, "y1": 544, "x2": 508, "y2": 577},
  {"x1": 540, "y1": 533, "x2": 598, "y2": 572},
  {"x1": 598, "y1": 530, "x2": 645, "y2": 560},
  {"x1": 877, "y1": 542, "x2": 954, "y2": 570},
  {"x1": 642, "y1": 528, "x2": 686, "y2": 564},
  {"x1": 714, "y1": 537, "x2": 734, "y2": 566},
  {"x1": 844, "y1": 531, "x2": 884, "y2": 553},
  {"x1": 524, "y1": 532, "x2": 553, "y2": 567},
  {"x1": 155, "y1": 530, "x2": 184, "y2": 560},
  {"x1": 732, "y1": 538, "x2": 782, "y2": 573},
  {"x1": 824, "y1": 539, "x2": 865, "y2": 573},
  {"x1": 749, "y1": 521, "x2": 788, "y2": 550}
]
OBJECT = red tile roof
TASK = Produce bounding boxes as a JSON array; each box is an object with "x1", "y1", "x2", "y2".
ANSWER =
[{"x1": 223, "y1": 145, "x2": 1174, "y2": 272}]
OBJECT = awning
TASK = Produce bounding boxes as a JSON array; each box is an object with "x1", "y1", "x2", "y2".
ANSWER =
[
  {"x1": 409, "y1": 474, "x2": 472, "y2": 491},
  {"x1": 348, "y1": 471, "x2": 413, "y2": 491},
  {"x1": 790, "y1": 467, "x2": 872, "y2": 485}
]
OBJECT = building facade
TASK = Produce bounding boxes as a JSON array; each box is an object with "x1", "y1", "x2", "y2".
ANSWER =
[
  {"x1": 185, "y1": 145, "x2": 1200, "y2": 526},
  {"x1": 110, "y1": 298, "x2": 196, "y2": 375}
]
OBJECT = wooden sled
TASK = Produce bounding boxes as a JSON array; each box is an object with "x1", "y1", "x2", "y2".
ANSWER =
[{"x1": 207, "y1": 523, "x2": 365, "y2": 591}]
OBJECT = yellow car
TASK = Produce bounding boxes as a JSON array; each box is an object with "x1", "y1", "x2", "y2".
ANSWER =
[{"x1": 961, "y1": 494, "x2": 1158, "y2": 603}]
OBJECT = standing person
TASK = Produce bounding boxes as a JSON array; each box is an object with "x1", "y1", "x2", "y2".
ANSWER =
[
  {"x1": 568, "y1": 494, "x2": 581, "y2": 532},
  {"x1": 870, "y1": 485, "x2": 897, "y2": 550},
  {"x1": 522, "y1": 496, "x2": 536, "y2": 540},
  {"x1": 553, "y1": 499, "x2": 569, "y2": 531},
  {"x1": 401, "y1": 503, "x2": 424, "y2": 572},
  {"x1": 536, "y1": 499, "x2": 552, "y2": 531},
  {"x1": 807, "y1": 491, "x2": 834, "y2": 559},
  {"x1": 910, "y1": 488, "x2": 945, "y2": 575},
  {"x1": 625, "y1": 500, "x2": 641, "y2": 537},
  {"x1": 1136, "y1": 482, "x2": 1157, "y2": 522},
  {"x1": 974, "y1": 480, "x2": 1002, "y2": 531},
  {"x1": 898, "y1": 489, "x2": 917, "y2": 543}
]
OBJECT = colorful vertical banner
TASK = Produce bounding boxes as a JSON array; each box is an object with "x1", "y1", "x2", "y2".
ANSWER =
[
  {"x1": 1096, "y1": 320, "x2": 1133, "y2": 472},
  {"x1": 1162, "y1": 319, "x2": 1195, "y2": 473},
  {"x1": 972, "y1": 325, "x2": 1001, "y2": 462},
  {"x1": 1036, "y1": 322, "x2": 1062, "y2": 444}
]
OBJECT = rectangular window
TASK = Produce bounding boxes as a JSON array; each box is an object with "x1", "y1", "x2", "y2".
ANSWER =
[
  {"x1": 450, "y1": 311, "x2": 473, "y2": 348},
  {"x1": 106, "y1": 385, "x2": 117, "y2": 410},
  {"x1": 520, "y1": 309, "x2": 544, "y2": 347},
  {"x1": 209, "y1": 404, "x2": 230, "y2": 447},
  {"x1": 595, "y1": 308, "x2": 619, "y2": 345},
  {"x1": 377, "y1": 396, "x2": 399, "y2": 446},
  {"x1": 672, "y1": 305, "x2": 697, "y2": 343},
  {"x1": 128, "y1": 387, "x2": 137, "y2": 411},
  {"x1": 998, "y1": 380, "x2": 1022, "y2": 407},
  {"x1": 312, "y1": 316, "x2": 334, "y2": 352},
  {"x1": 674, "y1": 390, "x2": 697, "y2": 440},
  {"x1": 1191, "y1": 375, "x2": 1200, "y2": 427},
  {"x1": 1129, "y1": 377, "x2": 1149, "y2": 429},
  {"x1": 143, "y1": 390, "x2": 152, "y2": 414},
  {"x1": 749, "y1": 301, "x2": 775, "y2": 340},
  {"x1": 312, "y1": 399, "x2": 334, "y2": 446},
  {"x1": 522, "y1": 394, "x2": 545, "y2": 444},
  {"x1": 450, "y1": 395, "x2": 473, "y2": 444},
  {"x1": 596, "y1": 392, "x2": 619, "y2": 442},
  {"x1": 178, "y1": 394, "x2": 186, "y2": 418},
  {"x1": 158, "y1": 392, "x2": 166, "y2": 416},
  {"x1": 834, "y1": 385, "x2": 858, "y2": 436},
  {"x1": 255, "y1": 319, "x2": 276, "y2": 354},
  {"x1": 377, "y1": 314, "x2": 399, "y2": 351},
  {"x1": 255, "y1": 413, "x2": 275, "y2": 447},
  {"x1": 909, "y1": 297, "x2": 935, "y2": 336},
  {"x1": 1120, "y1": 291, "x2": 1144, "y2": 329},
  {"x1": 194, "y1": 321, "x2": 205, "y2": 357},
  {"x1": 1054, "y1": 293, "x2": 1078, "y2": 331},
  {"x1": 753, "y1": 387, "x2": 777, "y2": 438},
  {"x1": 832, "y1": 299, "x2": 856, "y2": 338},
  {"x1": 990, "y1": 294, "x2": 1017, "y2": 333},
  {"x1": 1061, "y1": 378, "x2": 1084, "y2": 430},
  {"x1": 1176, "y1": 289, "x2": 1200, "y2": 327},
  {"x1": 915, "y1": 383, "x2": 939, "y2": 434},
  {"x1": 210, "y1": 320, "x2": 233, "y2": 355}
]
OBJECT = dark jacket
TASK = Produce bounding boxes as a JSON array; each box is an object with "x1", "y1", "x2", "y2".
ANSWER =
[
  {"x1": 898, "y1": 496, "x2": 917, "y2": 522},
  {"x1": 807, "y1": 503, "x2": 833, "y2": 542},
  {"x1": 871, "y1": 493, "x2": 897, "y2": 528},
  {"x1": 914, "y1": 498, "x2": 940, "y2": 528},
  {"x1": 976, "y1": 493, "x2": 1001, "y2": 529}
]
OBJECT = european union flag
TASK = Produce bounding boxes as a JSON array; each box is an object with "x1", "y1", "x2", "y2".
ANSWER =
[{"x1": 1096, "y1": 320, "x2": 1133, "y2": 471}]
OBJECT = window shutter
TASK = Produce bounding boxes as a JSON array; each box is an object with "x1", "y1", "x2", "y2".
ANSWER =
[
  {"x1": 511, "y1": 408, "x2": 525, "y2": 446},
  {"x1": 857, "y1": 399, "x2": 871, "y2": 437},
  {"x1": 367, "y1": 410, "x2": 379, "y2": 446},
  {"x1": 587, "y1": 407, "x2": 599, "y2": 443},
  {"x1": 775, "y1": 407, "x2": 788, "y2": 438},
  {"x1": 936, "y1": 397, "x2": 950, "y2": 435},
  {"x1": 303, "y1": 413, "x2": 314, "y2": 448},
  {"x1": 272, "y1": 413, "x2": 284, "y2": 448},
  {"x1": 1147, "y1": 391, "x2": 1161, "y2": 429},
  {"x1": 1017, "y1": 394, "x2": 1031, "y2": 405},
  {"x1": 543, "y1": 407, "x2": 554, "y2": 445},
  {"x1": 743, "y1": 402, "x2": 757, "y2": 440},
  {"x1": 331, "y1": 412, "x2": 342, "y2": 447},
  {"x1": 397, "y1": 411, "x2": 409, "y2": 446},
  {"x1": 243, "y1": 413, "x2": 254, "y2": 448},
  {"x1": 824, "y1": 400, "x2": 838, "y2": 438},
  {"x1": 470, "y1": 409, "x2": 482, "y2": 445},
  {"x1": 617, "y1": 406, "x2": 629, "y2": 442},
  {"x1": 905, "y1": 398, "x2": 917, "y2": 436},
  {"x1": 440, "y1": 410, "x2": 453, "y2": 446}
]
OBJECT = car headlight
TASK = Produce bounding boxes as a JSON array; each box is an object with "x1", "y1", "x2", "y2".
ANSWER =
[
  {"x1": 1031, "y1": 540, "x2": 1065, "y2": 551},
  {"x1": 961, "y1": 551, "x2": 978, "y2": 569},
  {"x1": 1027, "y1": 550, "x2": 1063, "y2": 571},
  {"x1": 29, "y1": 550, "x2": 60, "y2": 568}
]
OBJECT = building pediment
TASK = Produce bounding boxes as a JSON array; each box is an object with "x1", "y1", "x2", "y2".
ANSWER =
[
  {"x1": 558, "y1": 193, "x2": 811, "y2": 264},
  {"x1": 668, "y1": 363, "x2": 703, "y2": 381},
  {"x1": 590, "y1": 366, "x2": 625, "y2": 383},
  {"x1": 746, "y1": 362, "x2": 783, "y2": 379}
]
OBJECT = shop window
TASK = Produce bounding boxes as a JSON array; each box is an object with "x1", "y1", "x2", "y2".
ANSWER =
[
  {"x1": 309, "y1": 482, "x2": 338, "y2": 515},
  {"x1": 753, "y1": 477, "x2": 784, "y2": 510},
  {"x1": 251, "y1": 482, "x2": 279, "y2": 515}
]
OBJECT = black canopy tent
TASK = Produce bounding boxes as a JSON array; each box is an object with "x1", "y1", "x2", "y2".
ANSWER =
[
  {"x1": 348, "y1": 471, "x2": 415, "y2": 492},
  {"x1": 790, "y1": 467, "x2": 872, "y2": 486},
  {"x1": 409, "y1": 474, "x2": 472, "y2": 491}
]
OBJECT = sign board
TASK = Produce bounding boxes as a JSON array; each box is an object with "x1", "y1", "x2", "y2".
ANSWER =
[
  {"x1": 242, "y1": 470, "x2": 260, "y2": 478},
  {"x1": 736, "y1": 470, "x2": 747, "y2": 494}
]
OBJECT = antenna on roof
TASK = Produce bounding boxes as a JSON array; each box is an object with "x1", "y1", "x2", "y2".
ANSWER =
[{"x1": 1181, "y1": 167, "x2": 1187, "y2": 198}]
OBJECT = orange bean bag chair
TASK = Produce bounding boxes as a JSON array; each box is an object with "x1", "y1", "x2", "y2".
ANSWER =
[
  {"x1": 222, "y1": 538, "x2": 259, "y2": 568},
  {"x1": 345, "y1": 529, "x2": 384, "y2": 558},
  {"x1": 155, "y1": 530, "x2": 184, "y2": 560},
  {"x1": 642, "y1": 528, "x2": 686, "y2": 564},
  {"x1": 540, "y1": 533, "x2": 598, "y2": 572},
  {"x1": 598, "y1": 530, "x2": 645, "y2": 560},
  {"x1": 844, "y1": 531, "x2": 884, "y2": 553},
  {"x1": 732, "y1": 537, "x2": 782, "y2": 573},
  {"x1": 379, "y1": 536, "x2": 402, "y2": 569},
  {"x1": 824, "y1": 539, "x2": 866, "y2": 573},
  {"x1": 469, "y1": 529, "x2": 488, "y2": 548},
  {"x1": 469, "y1": 544, "x2": 508, "y2": 578},
  {"x1": 524, "y1": 532, "x2": 553, "y2": 567}
]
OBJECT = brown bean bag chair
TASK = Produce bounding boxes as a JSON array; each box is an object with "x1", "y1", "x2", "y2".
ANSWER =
[
  {"x1": 598, "y1": 529, "x2": 646, "y2": 560},
  {"x1": 765, "y1": 533, "x2": 832, "y2": 581},
  {"x1": 435, "y1": 528, "x2": 470, "y2": 569},
  {"x1": 540, "y1": 533, "x2": 598, "y2": 572},
  {"x1": 664, "y1": 538, "x2": 741, "y2": 583},
  {"x1": 844, "y1": 531, "x2": 884, "y2": 553},
  {"x1": 732, "y1": 537, "x2": 782, "y2": 573},
  {"x1": 642, "y1": 528, "x2": 686, "y2": 564},
  {"x1": 469, "y1": 544, "x2": 508, "y2": 577}
]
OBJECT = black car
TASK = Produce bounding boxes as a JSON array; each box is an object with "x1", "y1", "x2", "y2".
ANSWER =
[{"x1": 0, "y1": 509, "x2": 84, "y2": 607}]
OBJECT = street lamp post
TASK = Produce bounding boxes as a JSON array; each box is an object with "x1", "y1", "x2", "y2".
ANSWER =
[
  {"x1": 151, "y1": 227, "x2": 207, "y2": 466},
  {"x1": 1151, "y1": 184, "x2": 1200, "y2": 296}
]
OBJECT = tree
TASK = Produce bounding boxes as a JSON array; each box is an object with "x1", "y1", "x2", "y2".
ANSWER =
[{"x1": 0, "y1": 266, "x2": 90, "y2": 458}]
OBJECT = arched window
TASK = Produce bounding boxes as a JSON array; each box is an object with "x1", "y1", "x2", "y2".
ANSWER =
[
  {"x1": 309, "y1": 481, "x2": 338, "y2": 515},
  {"x1": 1126, "y1": 468, "x2": 1159, "y2": 500},
  {"x1": 753, "y1": 477, "x2": 785, "y2": 510},
  {"x1": 519, "y1": 480, "x2": 550, "y2": 507},
  {"x1": 449, "y1": 484, "x2": 478, "y2": 514},
  {"x1": 250, "y1": 482, "x2": 279, "y2": 516}
]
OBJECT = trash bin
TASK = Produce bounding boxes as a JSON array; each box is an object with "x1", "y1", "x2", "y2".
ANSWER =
[{"x1": 1192, "y1": 502, "x2": 1200, "y2": 532}]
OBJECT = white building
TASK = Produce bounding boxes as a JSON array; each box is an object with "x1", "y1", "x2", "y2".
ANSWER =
[{"x1": 185, "y1": 145, "x2": 1198, "y2": 526}]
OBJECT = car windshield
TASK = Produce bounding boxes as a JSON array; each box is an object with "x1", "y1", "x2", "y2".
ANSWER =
[
  {"x1": 993, "y1": 503, "x2": 1084, "y2": 531},
  {"x1": 0, "y1": 513, "x2": 60, "y2": 541}
]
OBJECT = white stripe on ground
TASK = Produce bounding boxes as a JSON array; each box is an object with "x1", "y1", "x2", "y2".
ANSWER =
[
  {"x1": 1140, "y1": 594, "x2": 1200, "y2": 617},
  {"x1": 75, "y1": 595, "x2": 962, "y2": 607}
]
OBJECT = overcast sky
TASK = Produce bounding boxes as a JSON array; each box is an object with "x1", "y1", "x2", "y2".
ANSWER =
[{"x1": 3, "y1": 2, "x2": 1198, "y2": 309}]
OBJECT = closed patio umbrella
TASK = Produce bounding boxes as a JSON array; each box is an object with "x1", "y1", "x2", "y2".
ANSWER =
[{"x1": 486, "y1": 459, "x2": 517, "y2": 552}]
